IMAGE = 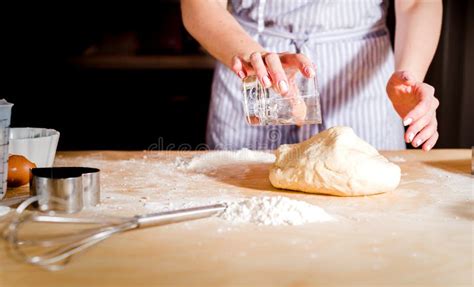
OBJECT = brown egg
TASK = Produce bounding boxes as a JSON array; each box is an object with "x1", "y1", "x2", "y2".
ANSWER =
[{"x1": 7, "y1": 155, "x2": 37, "y2": 188}]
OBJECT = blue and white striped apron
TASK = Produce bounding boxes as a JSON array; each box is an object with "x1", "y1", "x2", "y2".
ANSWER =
[{"x1": 207, "y1": 0, "x2": 406, "y2": 150}]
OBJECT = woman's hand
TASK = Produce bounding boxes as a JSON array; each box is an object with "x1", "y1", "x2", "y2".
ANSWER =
[
  {"x1": 231, "y1": 52, "x2": 316, "y2": 94},
  {"x1": 386, "y1": 71, "x2": 439, "y2": 151},
  {"x1": 233, "y1": 52, "x2": 315, "y2": 125}
]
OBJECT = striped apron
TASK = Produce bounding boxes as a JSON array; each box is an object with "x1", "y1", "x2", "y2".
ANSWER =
[{"x1": 206, "y1": 0, "x2": 406, "y2": 150}]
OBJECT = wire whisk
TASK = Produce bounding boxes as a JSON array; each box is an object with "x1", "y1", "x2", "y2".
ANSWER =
[{"x1": 2, "y1": 196, "x2": 226, "y2": 271}]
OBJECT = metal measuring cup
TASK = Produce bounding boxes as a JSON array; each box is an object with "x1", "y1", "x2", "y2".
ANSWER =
[{"x1": 30, "y1": 167, "x2": 100, "y2": 213}]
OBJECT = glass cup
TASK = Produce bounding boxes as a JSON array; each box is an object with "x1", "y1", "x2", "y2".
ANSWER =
[
  {"x1": 242, "y1": 68, "x2": 321, "y2": 126},
  {"x1": 0, "y1": 99, "x2": 13, "y2": 199}
]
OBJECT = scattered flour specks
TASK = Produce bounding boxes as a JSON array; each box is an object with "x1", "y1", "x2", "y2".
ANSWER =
[{"x1": 219, "y1": 196, "x2": 335, "y2": 226}]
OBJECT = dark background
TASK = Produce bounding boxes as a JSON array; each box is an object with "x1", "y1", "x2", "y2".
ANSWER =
[{"x1": 4, "y1": 0, "x2": 473, "y2": 150}]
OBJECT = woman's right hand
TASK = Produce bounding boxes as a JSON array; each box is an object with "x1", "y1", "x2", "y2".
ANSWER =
[
  {"x1": 231, "y1": 52, "x2": 316, "y2": 95},
  {"x1": 233, "y1": 52, "x2": 315, "y2": 125}
]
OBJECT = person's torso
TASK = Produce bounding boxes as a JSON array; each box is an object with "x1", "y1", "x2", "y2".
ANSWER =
[{"x1": 230, "y1": 0, "x2": 388, "y2": 36}]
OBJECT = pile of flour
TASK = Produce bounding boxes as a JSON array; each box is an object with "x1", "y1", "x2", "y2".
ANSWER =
[
  {"x1": 219, "y1": 196, "x2": 334, "y2": 226},
  {"x1": 176, "y1": 149, "x2": 275, "y2": 172}
]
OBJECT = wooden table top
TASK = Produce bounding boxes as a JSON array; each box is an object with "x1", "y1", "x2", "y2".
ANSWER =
[{"x1": 0, "y1": 149, "x2": 472, "y2": 287}]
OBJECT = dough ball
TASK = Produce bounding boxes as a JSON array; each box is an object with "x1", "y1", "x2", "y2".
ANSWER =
[{"x1": 269, "y1": 126, "x2": 401, "y2": 196}]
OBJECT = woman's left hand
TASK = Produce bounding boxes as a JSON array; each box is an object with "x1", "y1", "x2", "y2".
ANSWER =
[{"x1": 386, "y1": 71, "x2": 440, "y2": 151}]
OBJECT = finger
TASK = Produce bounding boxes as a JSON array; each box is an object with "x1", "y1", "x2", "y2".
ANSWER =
[
  {"x1": 249, "y1": 52, "x2": 272, "y2": 88},
  {"x1": 264, "y1": 53, "x2": 289, "y2": 94},
  {"x1": 405, "y1": 111, "x2": 434, "y2": 143},
  {"x1": 403, "y1": 83, "x2": 437, "y2": 126},
  {"x1": 422, "y1": 131, "x2": 439, "y2": 151},
  {"x1": 411, "y1": 118, "x2": 438, "y2": 148},
  {"x1": 288, "y1": 81, "x2": 307, "y2": 124},
  {"x1": 281, "y1": 53, "x2": 315, "y2": 78},
  {"x1": 231, "y1": 56, "x2": 246, "y2": 79}
]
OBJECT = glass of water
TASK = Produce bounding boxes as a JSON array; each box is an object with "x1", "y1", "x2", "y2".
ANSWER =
[{"x1": 242, "y1": 68, "x2": 321, "y2": 126}]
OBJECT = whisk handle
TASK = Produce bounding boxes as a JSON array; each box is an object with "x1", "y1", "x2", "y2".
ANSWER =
[{"x1": 135, "y1": 203, "x2": 227, "y2": 228}]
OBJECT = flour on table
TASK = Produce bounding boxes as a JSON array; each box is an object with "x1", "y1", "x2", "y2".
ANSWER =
[
  {"x1": 54, "y1": 153, "x2": 334, "y2": 227},
  {"x1": 142, "y1": 192, "x2": 241, "y2": 213},
  {"x1": 176, "y1": 149, "x2": 275, "y2": 172},
  {"x1": 0, "y1": 206, "x2": 11, "y2": 217},
  {"x1": 219, "y1": 196, "x2": 334, "y2": 226},
  {"x1": 388, "y1": 156, "x2": 406, "y2": 163}
]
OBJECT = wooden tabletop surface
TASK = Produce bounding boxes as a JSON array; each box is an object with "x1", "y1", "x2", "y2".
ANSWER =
[{"x1": 0, "y1": 149, "x2": 472, "y2": 287}]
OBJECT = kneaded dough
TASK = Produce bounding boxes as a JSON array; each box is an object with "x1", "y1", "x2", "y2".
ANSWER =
[{"x1": 269, "y1": 126, "x2": 401, "y2": 196}]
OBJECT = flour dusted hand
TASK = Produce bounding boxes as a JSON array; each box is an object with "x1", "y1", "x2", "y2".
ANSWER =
[{"x1": 269, "y1": 126, "x2": 401, "y2": 196}]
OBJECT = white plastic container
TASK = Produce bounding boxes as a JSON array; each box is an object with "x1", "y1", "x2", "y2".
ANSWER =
[{"x1": 9, "y1": 128, "x2": 60, "y2": 168}]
